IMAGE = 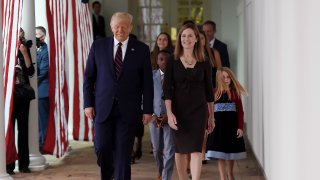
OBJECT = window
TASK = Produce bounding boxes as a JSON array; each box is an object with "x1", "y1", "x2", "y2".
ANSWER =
[
  {"x1": 138, "y1": 0, "x2": 164, "y2": 49},
  {"x1": 177, "y1": 0, "x2": 204, "y2": 24},
  {"x1": 137, "y1": 0, "x2": 204, "y2": 48}
]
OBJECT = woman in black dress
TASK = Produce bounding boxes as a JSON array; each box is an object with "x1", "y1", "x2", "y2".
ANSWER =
[{"x1": 163, "y1": 23, "x2": 214, "y2": 180}]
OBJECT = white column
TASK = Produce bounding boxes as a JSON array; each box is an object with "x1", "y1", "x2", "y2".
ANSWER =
[
  {"x1": 0, "y1": 2, "x2": 13, "y2": 180},
  {"x1": 20, "y1": 0, "x2": 47, "y2": 171}
]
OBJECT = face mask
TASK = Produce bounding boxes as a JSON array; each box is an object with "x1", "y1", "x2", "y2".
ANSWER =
[{"x1": 36, "y1": 37, "x2": 42, "y2": 48}]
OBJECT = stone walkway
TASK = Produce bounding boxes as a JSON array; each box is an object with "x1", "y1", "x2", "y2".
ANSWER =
[{"x1": 11, "y1": 129, "x2": 265, "y2": 180}]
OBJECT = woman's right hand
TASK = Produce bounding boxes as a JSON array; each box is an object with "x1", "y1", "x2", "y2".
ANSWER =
[{"x1": 167, "y1": 112, "x2": 178, "y2": 130}]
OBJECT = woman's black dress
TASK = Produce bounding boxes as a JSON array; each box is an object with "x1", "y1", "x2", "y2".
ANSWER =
[{"x1": 163, "y1": 58, "x2": 214, "y2": 153}]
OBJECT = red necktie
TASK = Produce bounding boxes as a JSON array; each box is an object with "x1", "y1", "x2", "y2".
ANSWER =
[{"x1": 114, "y1": 42, "x2": 122, "y2": 79}]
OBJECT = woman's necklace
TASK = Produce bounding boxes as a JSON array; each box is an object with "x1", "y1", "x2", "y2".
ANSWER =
[{"x1": 183, "y1": 55, "x2": 194, "y2": 65}]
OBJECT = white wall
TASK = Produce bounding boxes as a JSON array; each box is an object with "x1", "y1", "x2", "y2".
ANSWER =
[
  {"x1": 236, "y1": 0, "x2": 247, "y2": 88},
  {"x1": 220, "y1": 0, "x2": 238, "y2": 70},
  {"x1": 203, "y1": 0, "x2": 238, "y2": 71},
  {"x1": 244, "y1": 0, "x2": 265, "y2": 173},
  {"x1": 34, "y1": 0, "x2": 48, "y2": 37},
  {"x1": 244, "y1": 0, "x2": 320, "y2": 179},
  {"x1": 203, "y1": 0, "x2": 221, "y2": 36}
]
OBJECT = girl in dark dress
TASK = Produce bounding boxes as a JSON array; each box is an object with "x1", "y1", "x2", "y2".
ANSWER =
[
  {"x1": 163, "y1": 23, "x2": 214, "y2": 180},
  {"x1": 206, "y1": 67, "x2": 248, "y2": 180}
]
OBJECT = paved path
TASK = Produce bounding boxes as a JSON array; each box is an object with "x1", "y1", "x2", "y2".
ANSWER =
[{"x1": 12, "y1": 129, "x2": 265, "y2": 180}]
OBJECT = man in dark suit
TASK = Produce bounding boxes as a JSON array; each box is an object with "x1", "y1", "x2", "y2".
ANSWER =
[
  {"x1": 83, "y1": 12, "x2": 153, "y2": 180},
  {"x1": 36, "y1": 26, "x2": 49, "y2": 153},
  {"x1": 203, "y1": 20, "x2": 230, "y2": 67},
  {"x1": 92, "y1": 1, "x2": 106, "y2": 40}
]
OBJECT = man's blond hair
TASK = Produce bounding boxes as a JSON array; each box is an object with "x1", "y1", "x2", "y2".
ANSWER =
[{"x1": 110, "y1": 12, "x2": 133, "y2": 26}]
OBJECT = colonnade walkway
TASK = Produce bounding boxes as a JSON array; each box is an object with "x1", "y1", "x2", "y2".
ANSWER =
[{"x1": 12, "y1": 129, "x2": 265, "y2": 180}]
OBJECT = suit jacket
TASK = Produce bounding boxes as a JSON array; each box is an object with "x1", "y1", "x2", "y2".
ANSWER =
[
  {"x1": 37, "y1": 43, "x2": 49, "y2": 98},
  {"x1": 92, "y1": 14, "x2": 106, "y2": 40},
  {"x1": 83, "y1": 37, "x2": 154, "y2": 123},
  {"x1": 152, "y1": 69, "x2": 166, "y2": 117},
  {"x1": 213, "y1": 38, "x2": 230, "y2": 67}
]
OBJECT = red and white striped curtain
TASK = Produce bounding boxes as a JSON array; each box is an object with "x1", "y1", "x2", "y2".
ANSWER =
[
  {"x1": 70, "y1": 0, "x2": 93, "y2": 141},
  {"x1": 2, "y1": 0, "x2": 93, "y2": 159},
  {"x1": 2, "y1": 0, "x2": 23, "y2": 164},
  {"x1": 43, "y1": 0, "x2": 93, "y2": 157},
  {"x1": 42, "y1": 0, "x2": 69, "y2": 157}
]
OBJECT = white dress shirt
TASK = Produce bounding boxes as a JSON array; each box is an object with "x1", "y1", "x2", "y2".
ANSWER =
[
  {"x1": 209, "y1": 38, "x2": 216, "y2": 49},
  {"x1": 113, "y1": 37, "x2": 129, "y2": 61}
]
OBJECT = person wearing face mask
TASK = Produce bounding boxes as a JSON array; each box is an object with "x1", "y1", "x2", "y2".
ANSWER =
[
  {"x1": 6, "y1": 28, "x2": 35, "y2": 175},
  {"x1": 35, "y1": 26, "x2": 49, "y2": 153}
]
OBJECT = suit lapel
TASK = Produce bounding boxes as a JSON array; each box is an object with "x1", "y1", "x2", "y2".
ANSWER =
[{"x1": 107, "y1": 38, "x2": 116, "y2": 79}]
